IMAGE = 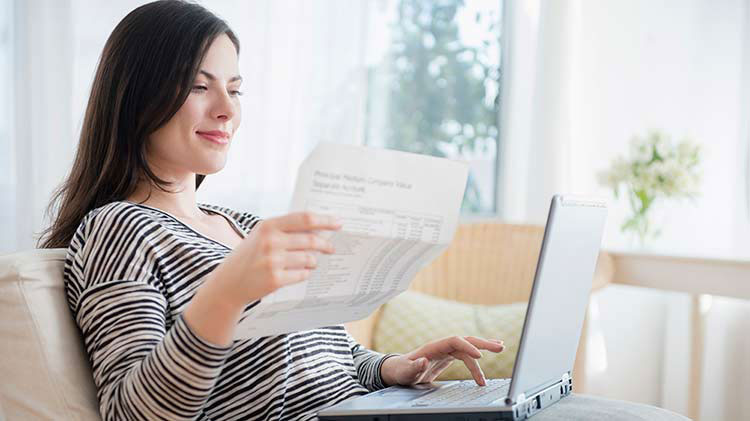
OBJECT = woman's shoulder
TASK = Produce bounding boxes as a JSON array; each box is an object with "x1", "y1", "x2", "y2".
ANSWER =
[
  {"x1": 77, "y1": 201, "x2": 159, "y2": 237},
  {"x1": 89, "y1": 200, "x2": 150, "y2": 218},
  {"x1": 65, "y1": 201, "x2": 165, "y2": 296},
  {"x1": 198, "y1": 203, "x2": 262, "y2": 232},
  {"x1": 69, "y1": 201, "x2": 166, "y2": 262}
]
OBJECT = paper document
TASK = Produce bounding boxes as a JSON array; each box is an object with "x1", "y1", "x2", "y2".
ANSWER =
[{"x1": 234, "y1": 142, "x2": 468, "y2": 339}]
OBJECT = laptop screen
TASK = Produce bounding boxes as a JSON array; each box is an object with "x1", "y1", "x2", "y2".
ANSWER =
[{"x1": 508, "y1": 195, "x2": 607, "y2": 402}]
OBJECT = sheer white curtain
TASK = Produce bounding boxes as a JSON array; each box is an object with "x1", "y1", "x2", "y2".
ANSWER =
[
  {"x1": 500, "y1": 1, "x2": 750, "y2": 419},
  {"x1": 4, "y1": 0, "x2": 75, "y2": 253},
  {"x1": 2, "y1": 0, "x2": 375, "y2": 253},
  {"x1": 195, "y1": 1, "x2": 374, "y2": 217},
  {"x1": 0, "y1": 0, "x2": 15, "y2": 252}
]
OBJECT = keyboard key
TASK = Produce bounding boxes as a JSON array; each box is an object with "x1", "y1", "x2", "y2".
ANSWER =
[{"x1": 410, "y1": 379, "x2": 510, "y2": 407}]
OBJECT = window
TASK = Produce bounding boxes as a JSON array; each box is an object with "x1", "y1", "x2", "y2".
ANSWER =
[{"x1": 364, "y1": 0, "x2": 503, "y2": 215}]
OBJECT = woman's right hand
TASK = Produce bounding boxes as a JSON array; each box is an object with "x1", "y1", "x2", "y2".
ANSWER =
[
  {"x1": 184, "y1": 212, "x2": 341, "y2": 346},
  {"x1": 227, "y1": 211, "x2": 342, "y2": 302}
]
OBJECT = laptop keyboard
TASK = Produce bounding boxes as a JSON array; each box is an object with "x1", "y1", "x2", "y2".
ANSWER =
[{"x1": 410, "y1": 379, "x2": 511, "y2": 407}]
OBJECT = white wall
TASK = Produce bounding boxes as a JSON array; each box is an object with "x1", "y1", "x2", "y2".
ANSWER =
[
  {"x1": 501, "y1": 1, "x2": 750, "y2": 419},
  {"x1": 575, "y1": 0, "x2": 750, "y2": 260}
]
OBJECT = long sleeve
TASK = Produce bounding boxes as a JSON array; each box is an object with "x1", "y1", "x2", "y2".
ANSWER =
[
  {"x1": 74, "y1": 281, "x2": 231, "y2": 420},
  {"x1": 346, "y1": 333, "x2": 399, "y2": 392},
  {"x1": 65, "y1": 203, "x2": 232, "y2": 420}
]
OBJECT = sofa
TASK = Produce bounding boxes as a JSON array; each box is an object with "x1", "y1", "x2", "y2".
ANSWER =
[{"x1": 0, "y1": 248, "x2": 100, "y2": 419}]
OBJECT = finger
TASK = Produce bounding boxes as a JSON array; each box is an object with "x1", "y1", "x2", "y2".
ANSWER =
[
  {"x1": 464, "y1": 336, "x2": 505, "y2": 353},
  {"x1": 440, "y1": 336, "x2": 482, "y2": 359},
  {"x1": 452, "y1": 351, "x2": 486, "y2": 386},
  {"x1": 282, "y1": 252, "x2": 317, "y2": 270},
  {"x1": 284, "y1": 232, "x2": 335, "y2": 254},
  {"x1": 273, "y1": 212, "x2": 342, "y2": 233}
]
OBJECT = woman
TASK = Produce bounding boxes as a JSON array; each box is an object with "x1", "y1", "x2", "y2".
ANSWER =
[{"x1": 41, "y1": 1, "x2": 504, "y2": 420}]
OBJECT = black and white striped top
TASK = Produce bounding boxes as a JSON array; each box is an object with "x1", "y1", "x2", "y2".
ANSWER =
[{"x1": 64, "y1": 201, "x2": 392, "y2": 421}]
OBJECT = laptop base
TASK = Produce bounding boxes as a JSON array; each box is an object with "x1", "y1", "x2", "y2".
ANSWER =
[
  {"x1": 319, "y1": 375, "x2": 572, "y2": 421},
  {"x1": 320, "y1": 412, "x2": 516, "y2": 421}
]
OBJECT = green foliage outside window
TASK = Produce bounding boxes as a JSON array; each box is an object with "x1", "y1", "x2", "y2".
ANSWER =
[{"x1": 370, "y1": 0, "x2": 502, "y2": 213}]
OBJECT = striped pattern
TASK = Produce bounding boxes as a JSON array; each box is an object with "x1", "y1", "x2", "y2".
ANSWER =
[{"x1": 64, "y1": 201, "x2": 393, "y2": 421}]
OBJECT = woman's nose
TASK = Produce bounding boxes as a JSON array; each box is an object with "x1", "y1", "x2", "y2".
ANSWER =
[{"x1": 213, "y1": 92, "x2": 236, "y2": 121}]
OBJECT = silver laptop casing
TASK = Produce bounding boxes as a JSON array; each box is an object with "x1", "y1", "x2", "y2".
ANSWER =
[{"x1": 318, "y1": 195, "x2": 608, "y2": 420}]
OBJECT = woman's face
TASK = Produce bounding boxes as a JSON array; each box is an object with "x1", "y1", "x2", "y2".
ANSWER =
[{"x1": 147, "y1": 33, "x2": 242, "y2": 179}]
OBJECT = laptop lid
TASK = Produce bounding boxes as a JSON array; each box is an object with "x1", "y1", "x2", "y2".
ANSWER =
[{"x1": 506, "y1": 195, "x2": 607, "y2": 404}]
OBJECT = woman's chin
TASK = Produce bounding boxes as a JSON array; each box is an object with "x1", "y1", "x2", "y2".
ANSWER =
[{"x1": 195, "y1": 160, "x2": 228, "y2": 176}]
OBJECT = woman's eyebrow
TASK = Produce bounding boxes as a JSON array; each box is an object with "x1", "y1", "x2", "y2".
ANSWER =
[{"x1": 199, "y1": 69, "x2": 242, "y2": 83}]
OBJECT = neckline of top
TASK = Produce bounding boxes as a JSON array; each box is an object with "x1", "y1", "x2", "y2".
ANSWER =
[{"x1": 122, "y1": 201, "x2": 247, "y2": 250}]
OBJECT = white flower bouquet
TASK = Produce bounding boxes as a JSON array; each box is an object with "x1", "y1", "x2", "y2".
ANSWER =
[{"x1": 598, "y1": 130, "x2": 701, "y2": 245}]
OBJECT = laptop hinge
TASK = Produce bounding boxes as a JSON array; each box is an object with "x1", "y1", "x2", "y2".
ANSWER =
[
  {"x1": 504, "y1": 372, "x2": 572, "y2": 405},
  {"x1": 504, "y1": 373, "x2": 574, "y2": 419}
]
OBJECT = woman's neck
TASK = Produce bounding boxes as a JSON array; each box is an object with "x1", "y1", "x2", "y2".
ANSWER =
[{"x1": 127, "y1": 173, "x2": 205, "y2": 220}]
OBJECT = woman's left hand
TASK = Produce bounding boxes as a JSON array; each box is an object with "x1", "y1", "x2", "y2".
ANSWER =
[{"x1": 380, "y1": 336, "x2": 504, "y2": 387}]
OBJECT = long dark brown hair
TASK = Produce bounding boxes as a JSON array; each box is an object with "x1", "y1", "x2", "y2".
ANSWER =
[{"x1": 39, "y1": 0, "x2": 239, "y2": 249}]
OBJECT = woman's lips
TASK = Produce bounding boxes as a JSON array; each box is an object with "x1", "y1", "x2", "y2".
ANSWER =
[{"x1": 197, "y1": 131, "x2": 229, "y2": 145}]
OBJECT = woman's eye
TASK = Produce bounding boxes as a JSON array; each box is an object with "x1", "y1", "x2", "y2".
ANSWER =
[{"x1": 192, "y1": 85, "x2": 242, "y2": 96}]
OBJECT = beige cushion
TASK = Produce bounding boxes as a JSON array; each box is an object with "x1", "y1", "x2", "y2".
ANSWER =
[
  {"x1": 372, "y1": 290, "x2": 527, "y2": 381},
  {"x1": 0, "y1": 249, "x2": 100, "y2": 420}
]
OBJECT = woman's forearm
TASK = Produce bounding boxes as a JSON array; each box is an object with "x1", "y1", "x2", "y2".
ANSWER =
[
  {"x1": 183, "y1": 213, "x2": 341, "y2": 346},
  {"x1": 183, "y1": 253, "x2": 253, "y2": 347}
]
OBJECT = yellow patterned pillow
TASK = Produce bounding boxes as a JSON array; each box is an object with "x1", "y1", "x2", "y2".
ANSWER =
[{"x1": 372, "y1": 290, "x2": 527, "y2": 380}]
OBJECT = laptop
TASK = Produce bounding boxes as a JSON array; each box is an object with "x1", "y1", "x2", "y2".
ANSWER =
[{"x1": 318, "y1": 195, "x2": 608, "y2": 421}]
